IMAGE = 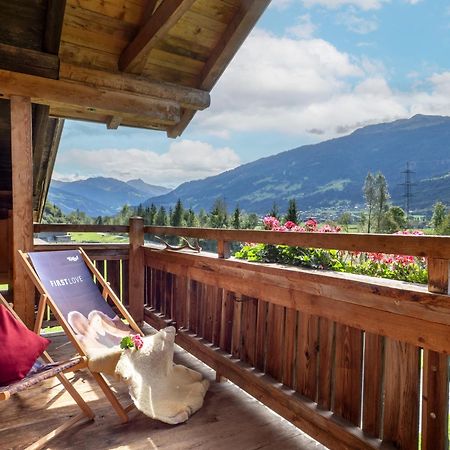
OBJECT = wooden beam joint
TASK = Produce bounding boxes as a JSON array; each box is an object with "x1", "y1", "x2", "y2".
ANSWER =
[{"x1": 119, "y1": 0, "x2": 196, "y2": 73}]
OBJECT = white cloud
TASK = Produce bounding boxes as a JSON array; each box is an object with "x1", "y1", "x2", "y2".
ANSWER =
[
  {"x1": 195, "y1": 29, "x2": 450, "y2": 141},
  {"x1": 286, "y1": 14, "x2": 316, "y2": 39},
  {"x1": 55, "y1": 140, "x2": 240, "y2": 187},
  {"x1": 287, "y1": 14, "x2": 317, "y2": 39},
  {"x1": 337, "y1": 9, "x2": 378, "y2": 33}
]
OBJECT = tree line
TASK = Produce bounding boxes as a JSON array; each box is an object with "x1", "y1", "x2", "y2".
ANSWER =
[{"x1": 43, "y1": 196, "x2": 303, "y2": 230}]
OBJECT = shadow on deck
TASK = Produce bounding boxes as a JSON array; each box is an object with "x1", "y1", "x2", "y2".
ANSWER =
[{"x1": 0, "y1": 332, "x2": 325, "y2": 450}]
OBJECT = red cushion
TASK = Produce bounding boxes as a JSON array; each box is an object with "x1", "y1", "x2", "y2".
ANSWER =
[{"x1": 0, "y1": 305, "x2": 50, "y2": 385}]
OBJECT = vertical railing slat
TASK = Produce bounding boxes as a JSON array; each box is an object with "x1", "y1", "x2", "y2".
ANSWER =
[
  {"x1": 106, "y1": 260, "x2": 121, "y2": 303},
  {"x1": 283, "y1": 308, "x2": 297, "y2": 389},
  {"x1": 265, "y1": 304, "x2": 284, "y2": 380},
  {"x1": 362, "y1": 333, "x2": 384, "y2": 439},
  {"x1": 255, "y1": 300, "x2": 268, "y2": 372},
  {"x1": 212, "y1": 287, "x2": 223, "y2": 347},
  {"x1": 231, "y1": 293, "x2": 242, "y2": 359},
  {"x1": 204, "y1": 284, "x2": 214, "y2": 342},
  {"x1": 383, "y1": 339, "x2": 420, "y2": 449},
  {"x1": 219, "y1": 290, "x2": 234, "y2": 354},
  {"x1": 296, "y1": 313, "x2": 319, "y2": 401},
  {"x1": 121, "y1": 259, "x2": 129, "y2": 307},
  {"x1": 333, "y1": 325, "x2": 363, "y2": 425},
  {"x1": 317, "y1": 317, "x2": 335, "y2": 410},
  {"x1": 189, "y1": 279, "x2": 199, "y2": 334},
  {"x1": 240, "y1": 296, "x2": 258, "y2": 367}
]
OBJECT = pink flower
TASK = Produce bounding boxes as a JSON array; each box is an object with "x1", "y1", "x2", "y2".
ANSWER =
[
  {"x1": 319, "y1": 224, "x2": 332, "y2": 233},
  {"x1": 305, "y1": 218, "x2": 318, "y2": 230},
  {"x1": 284, "y1": 221, "x2": 296, "y2": 229},
  {"x1": 132, "y1": 334, "x2": 144, "y2": 350},
  {"x1": 394, "y1": 230, "x2": 424, "y2": 236},
  {"x1": 263, "y1": 216, "x2": 280, "y2": 230},
  {"x1": 368, "y1": 252, "x2": 384, "y2": 262}
]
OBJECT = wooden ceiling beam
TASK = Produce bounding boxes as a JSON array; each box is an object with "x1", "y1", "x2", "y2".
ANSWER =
[
  {"x1": 167, "y1": 0, "x2": 270, "y2": 138},
  {"x1": 0, "y1": 69, "x2": 181, "y2": 125},
  {"x1": 0, "y1": 43, "x2": 59, "y2": 79},
  {"x1": 119, "y1": 0, "x2": 196, "y2": 73},
  {"x1": 60, "y1": 62, "x2": 210, "y2": 111}
]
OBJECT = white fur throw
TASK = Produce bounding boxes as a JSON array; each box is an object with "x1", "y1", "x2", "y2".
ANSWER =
[{"x1": 115, "y1": 326, "x2": 209, "y2": 424}]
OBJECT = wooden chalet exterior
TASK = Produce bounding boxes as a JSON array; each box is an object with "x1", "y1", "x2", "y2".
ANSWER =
[{"x1": 1, "y1": 2, "x2": 450, "y2": 450}]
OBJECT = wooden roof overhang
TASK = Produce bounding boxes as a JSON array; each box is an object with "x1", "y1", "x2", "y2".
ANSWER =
[{"x1": 0, "y1": 0, "x2": 271, "y2": 219}]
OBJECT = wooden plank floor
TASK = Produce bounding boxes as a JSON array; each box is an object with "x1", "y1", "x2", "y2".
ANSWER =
[{"x1": 0, "y1": 332, "x2": 326, "y2": 450}]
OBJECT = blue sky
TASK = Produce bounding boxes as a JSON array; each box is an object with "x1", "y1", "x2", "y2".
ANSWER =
[{"x1": 56, "y1": 0, "x2": 450, "y2": 188}]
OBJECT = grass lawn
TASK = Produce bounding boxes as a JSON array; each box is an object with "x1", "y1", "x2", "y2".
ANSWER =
[{"x1": 69, "y1": 232, "x2": 128, "y2": 243}]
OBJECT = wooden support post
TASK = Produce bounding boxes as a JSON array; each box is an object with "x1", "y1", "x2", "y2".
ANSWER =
[
  {"x1": 10, "y1": 96, "x2": 35, "y2": 328},
  {"x1": 217, "y1": 240, "x2": 231, "y2": 259},
  {"x1": 129, "y1": 216, "x2": 145, "y2": 322},
  {"x1": 427, "y1": 258, "x2": 449, "y2": 294},
  {"x1": 422, "y1": 257, "x2": 449, "y2": 450}
]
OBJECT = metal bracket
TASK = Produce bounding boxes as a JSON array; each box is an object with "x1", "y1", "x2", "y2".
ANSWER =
[{"x1": 155, "y1": 236, "x2": 202, "y2": 252}]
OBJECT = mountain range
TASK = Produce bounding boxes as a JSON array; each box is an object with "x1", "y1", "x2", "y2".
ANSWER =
[
  {"x1": 145, "y1": 115, "x2": 450, "y2": 215},
  {"x1": 47, "y1": 115, "x2": 450, "y2": 218},
  {"x1": 48, "y1": 177, "x2": 171, "y2": 216}
]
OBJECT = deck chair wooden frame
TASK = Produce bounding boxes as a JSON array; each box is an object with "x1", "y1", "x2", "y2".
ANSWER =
[
  {"x1": 19, "y1": 247, "x2": 144, "y2": 423},
  {"x1": 0, "y1": 294, "x2": 94, "y2": 450}
]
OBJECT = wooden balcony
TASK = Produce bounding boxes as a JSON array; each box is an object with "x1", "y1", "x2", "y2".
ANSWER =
[{"x1": 10, "y1": 221, "x2": 450, "y2": 449}]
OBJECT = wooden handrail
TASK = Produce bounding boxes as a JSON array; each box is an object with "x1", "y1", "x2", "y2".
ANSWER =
[
  {"x1": 33, "y1": 223, "x2": 450, "y2": 258},
  {"x1": 144, "y1": 225, "x2": 450, "y2": 258},
  {"x1": 34, "y1": 224, "x2": 130, "y2": 233}
]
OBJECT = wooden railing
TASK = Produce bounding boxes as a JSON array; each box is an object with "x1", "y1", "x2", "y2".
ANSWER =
[
  {"x1": 142, "y1": 224, "x2": 450, "y2": 450},
  {"x1": 32, "y1": 221, "x2": 450, "y2": 450}
]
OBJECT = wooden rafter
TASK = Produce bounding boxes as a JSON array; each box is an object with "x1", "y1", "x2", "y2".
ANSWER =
[
  {"x1": 141, "y1": 0, "x2": 160, "y2": 25},
  {"x1": 119, "y1": 0, "x2": 196, "y2": 73},
  {"x1": 43, "y1": 0, "x2": 67, "y2": 54},
  {"x1": 167, "y1": 0, "x2": 271, "y2": 138},
  {"x1": 0, "y1": 69, "x2": 181, "y2": 126}
]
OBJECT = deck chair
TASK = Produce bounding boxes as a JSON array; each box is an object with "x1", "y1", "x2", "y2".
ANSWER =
[
  {"x1": 19, "y1": 248, "x2": 144, "y2": 423},
  {"x1": 0, "y1": 294, "x2": 94, "y2": 450}
]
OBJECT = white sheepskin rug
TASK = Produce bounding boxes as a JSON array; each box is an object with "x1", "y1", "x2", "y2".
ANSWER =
[{"x1": 115, "y1": 326, "x2": 209, "y2": 424}]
